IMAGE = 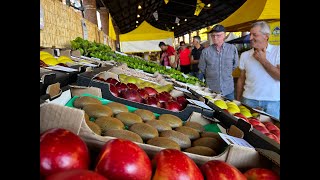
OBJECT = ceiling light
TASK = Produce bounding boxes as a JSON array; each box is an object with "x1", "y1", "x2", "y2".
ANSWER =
[
  {"x1": 137, "y1": 14, "x2": 140, "y2": 18},
  {"x1": 136, "y1": 25, "x2": 138, "y2": 27},
  {"x1": 184, "y1": 19, "x2": 187, "y2": 21},
  {"x1": 172, "y1": 27, "x2": 174, "y2": 29},
  {"x1": 178, "y1": 23, "x2": 180, "y2": 26},
  {"x1": 207, "y1": 4, "x2": 211, "y2": 7},
  {"x1": 136, "y1": 21, "x2": 139, "y2": 23},
  {"x1": 138, "y1": 5, "x2": 142, "y2": 9}
]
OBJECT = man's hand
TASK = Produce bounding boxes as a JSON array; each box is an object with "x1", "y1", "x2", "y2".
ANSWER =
[{"x1": 253, "y1": 48, "x2": 267, "y2": 63}]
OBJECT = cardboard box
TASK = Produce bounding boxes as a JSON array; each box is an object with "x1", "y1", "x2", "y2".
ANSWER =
[
  {"x1": 60, "y1": 49, "x2": 71, "y2": 57},
  {"x1": 40, "y1": 101, "x2": 279, "y2": 171}
]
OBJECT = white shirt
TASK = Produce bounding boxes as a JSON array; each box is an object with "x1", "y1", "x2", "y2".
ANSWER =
[{"x1": 239, "y1": 44, "x2": 280, "y2": 101}]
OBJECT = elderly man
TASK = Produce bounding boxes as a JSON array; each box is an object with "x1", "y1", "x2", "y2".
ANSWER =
[
  {"x1": 199, "y1": 25, "x2": 239, "y2": 100},
  {"x1": 236, "y1": 21, "x2": 280, "y2": 119}
]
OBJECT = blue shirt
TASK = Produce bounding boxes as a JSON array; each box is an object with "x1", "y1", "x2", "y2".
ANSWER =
[{"x1": 198, "y1": 43, "x2": 239, "y2": 95}]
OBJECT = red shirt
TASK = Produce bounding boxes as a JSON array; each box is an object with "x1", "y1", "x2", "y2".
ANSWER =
[
  {"x1": 166, "y1": 45, "x2": 175, "y2": 56},
  {"x1": 179, "y1": 48, "x2": 191, "y2": 65}
]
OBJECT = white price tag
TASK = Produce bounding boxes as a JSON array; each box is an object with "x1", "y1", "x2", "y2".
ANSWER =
[
  {"x1": 174, "y1": 87, "x2": 191, "y2": 94},
  {"x1": 219, "y1": 133, "x2": 254, "y2": 148},
  {"x1": 48, "y1": 90, "x2": 72, "y2": 106},
  {"x1": 187, "y1": 99, "x2": 213, "y2": 110},
  {"x1": 45, "y1": 65, "x2": 78, "y2": 72}
]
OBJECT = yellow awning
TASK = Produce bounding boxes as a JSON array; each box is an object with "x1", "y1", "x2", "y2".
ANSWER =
[
  {"x1": 109, "y1": 14, "x2": 117, "y2": 40},
  {"x1": 219, "y1": 0, "x2": 280, "y2": 32},
  {"x1": 120, "y1": 21, "x2": 174, "y2": 42}
]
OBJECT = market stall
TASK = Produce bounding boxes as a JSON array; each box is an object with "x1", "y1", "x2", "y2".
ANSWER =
[
  {"x1": 119, "y1": 21, "x2": 174, "y2": 53},
  {"x1": 40, "y1": 0, "x2": 280, "y2": 179}
]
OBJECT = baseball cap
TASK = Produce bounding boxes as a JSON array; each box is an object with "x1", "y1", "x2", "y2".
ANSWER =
[{"x1": 209, "y1": 25, "x2": 226, "y2": 33}]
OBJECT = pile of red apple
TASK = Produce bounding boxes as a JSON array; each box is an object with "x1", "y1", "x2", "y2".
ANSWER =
[
  {"x1": 97, "y1": 77, "x2": 188, "y2": 112},
  {"x1": 40, "y1": 128, "x2": 279, "y2": 180},
  {"x1": 247, "y1": 118, "x2": 280, "y2": 144}
]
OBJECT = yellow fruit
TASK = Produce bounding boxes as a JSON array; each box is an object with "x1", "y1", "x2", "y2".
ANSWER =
[
  {"x1": 42, "y1": 57, "x2": 59, "y2": 66},
  {"x1": 252, "y1": 113, "x2": 259, "y2": 118},
  {"x1": 226, "y1": 102, "x2": 240, "y2": 111},
  {"x1": 241, "y1": 110, "x2": 253, "y2": 118},
  {"x1": 227, "y1": 107, "x2": 240, "y2": 114},
  {"x1": 58, "y1": 56, "x2": 73, "y2": 63},
  {"x1": 214, "y1": 100, "x2": 228, "y2": 109},
  {"x1": 40, "y1": 54, "x2": 54, "y2": 60}
]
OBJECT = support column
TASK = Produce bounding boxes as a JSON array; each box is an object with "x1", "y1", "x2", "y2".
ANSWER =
[
  {"x1": 189, "y1": 32, "x2": 192, "y2": 44},
  {"x1": 196, "y1": 30, "x2": 199, "y2": 36},
  {"x1": 98, "y1": 7, "x2": 109, "y2": 36},
  {"x1": 182, "y1": 35, "x2": 185, "y2": 42},
  {"x1": 83, "y1": 0, "x2": 98, "y2": 25}
]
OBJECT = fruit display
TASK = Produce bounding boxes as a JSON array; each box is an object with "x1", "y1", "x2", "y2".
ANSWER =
[
  {"x1": 40, "y1": 51, "x2": 76, "y2": 67},
  {"x1": 70, "y1": 37, "x2": 205, "y2": 86},
  {"x1": 40, "y1": 128, "x2": 279, "y2": 180},
  {"x1": 209, "y1": 98, "x2": 280, "y2": 144},
  {"x1": 94, "y1": 76, "x2": 190, "y2": 112},
  {"x1": 69, "y1": 96, "x2": 223, "y2": 156}
]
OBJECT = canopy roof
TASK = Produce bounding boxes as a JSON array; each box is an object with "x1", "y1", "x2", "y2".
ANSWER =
[
  {"x1": 219, "y1": 0, "x2": 279, "y2": 32},
  {"x1": 98, "y1": 0, "x2": 246, "y2": 36},
  {"x1": 119, "y1": 21, "x2": 174, "y2": 41}
]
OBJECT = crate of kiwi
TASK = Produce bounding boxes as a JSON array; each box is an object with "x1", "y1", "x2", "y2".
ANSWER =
[{"x1": 64, "y1": 94, "x2": 261, "y2": 167}]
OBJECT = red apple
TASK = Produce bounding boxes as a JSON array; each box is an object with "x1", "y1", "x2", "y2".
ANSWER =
[
  {"x1": 201, "y1": 160, "x2": 246, "y2": 180},
  {"x1": 176, "y1": 96, "x2": 188, "y2": 108},
  {"x1": 264, "y1": 133, "x2": 280, "y2": 144},
  {"x1": 160, "y1": 91, "x2": 172, "y2": 98},
  {"x1": 143, "y1": 87, "x2": 158, "y2": 96},
  {"x1": 115, "y1": 82, "x2": 128, "y2": 93},
  {"x1": 270, "y1": 129, "x2": 280, "y2": 140},
  {"x1": 95, "y1": 139, "x2": 152, "y2": 180},
  {"x1": 164, "y1": 101, "x2": 182, "y2": 111},
  {"x1": 127, "y1": 83, "x2": 138, "y2": 90},
  {"x1": 249, "y1": 119, "x2": 264, "y2": 126},
  {"x1": 153, "y1": 149, "x2": 204, "y2": 180},
  {"x1": 105, "y1": 78, "x2": 119, "y2": 85},
  {"x1": 137, "y1": 88, "x2": 149, "y2": 99},
  {"x1": 156, "y1": 92, "x2": 171, "y2": 103},
  {"x1": 145, "y1": 96, "x2": 161, "y2": 107},
  {"x1": 253, "y1": 125, "x2": 269, "y2": 134},
  {"x1": 46, "y1": 169, "x2": 107, "y2": 180},
  {"x1": 264, "y1": 122, "x2": 280, "y2": 131},
  {"x1": 160, "y1": 102, "x2": 166, "y2": 108},
  {"x1": 109, "y1": 84, "x2": 119, "y2": 97},
  {"x1": 120, "y1": 89, "x2": 143, "y2": 103},
  {"x1": 244, "y1": 168, "x2": 279, "y2": 180},
  {"x1": 40, "y1": 128, "x2": 90, "y2": 177},
  {"x1": 234, "y1": 113, "x2": 249, "y2": 122}
]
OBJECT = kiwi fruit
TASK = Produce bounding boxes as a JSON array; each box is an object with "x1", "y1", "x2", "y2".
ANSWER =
[
  {"x1": 192, "y1": 137, "x2": 220, "y2": 151},
  {"x1": 129, "y1": 123, "x2": 159, "y2": 141},
  {"x1": 175, "y1": 126, "x2": 200, "y2": 140},
  {"x1": 134, "y1": 109, "x2": 156, "y2": 122},
  {"x1": 83, "y1": 104, "x2": 113, "y2": 118},
  {"x1": 201, "y1": 131, "x2": 222, "y2": 141},
  {"x1": 73, "y1": 96, "x2": 101, "y2": 108},
  {"x1": 145, "y1": 120, "x2": 172, "y2": 132},
  {"x1": 158, "y1": 114, "x2": 183, "y2": 128},
  {"x1": 184, "y1": 146, "x2": 216, "y2": 156},
  {"x1": 160, "y1": 130, "x2": 191, "y2": 149},
  {"x1": 86, "y1": 121, "x2": 102, "y2": 135},
  {"x1": 147, "y1": 137, "x2": 180, "y2": 150},
  {"x1": 95, "y1": 117, "x2": 125, "y2": 134},
  {"x1": 184, "y1": 121, "x2": 205, "y2": 133},
  {"x1": 105, "y1": 102, "x2": 128, "y2": 115},
  {"x1": 105, "y1": 129, "x2": 143, "y2": 143},
  {"x1": 115, "y1": 112, "x2": 143, "y2": 127}
]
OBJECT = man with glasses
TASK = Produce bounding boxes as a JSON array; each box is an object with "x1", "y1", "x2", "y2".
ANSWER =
[
  {"x1": 236, "y1": 21, "x2": 280, "y2": 119},
  {"x1": 199, "y1": 25, "x2": 239, "y2": 100}
]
